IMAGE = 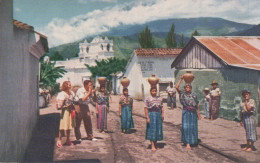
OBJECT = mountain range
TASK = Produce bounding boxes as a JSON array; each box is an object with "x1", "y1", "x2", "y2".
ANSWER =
[{"x1": 47, "y1": 17, "x2": 259, "y2": 60}]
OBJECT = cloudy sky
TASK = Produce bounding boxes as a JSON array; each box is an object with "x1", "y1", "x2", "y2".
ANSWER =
[{"x1": 14, "y1": 0, "x2": 260, "y2": 47}]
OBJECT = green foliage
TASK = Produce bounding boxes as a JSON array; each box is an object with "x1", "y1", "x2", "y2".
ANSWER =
[
  {"x1": 86, "y1": 57, "x2": 127, "y2": 80},
  {"x1": 50, "y1": 51, "x2": 64, "y2": 61},
  {"x1": 165, "y1": 24, "x2": 177, "y2": 48},
  {"x1": 138, "y1": 26, "x2": 155, "y2": 48},
  {"x1": 179, "y1": 34, "x2": 186, "y2": 48},
  {"x1": 191, "y1": 30, "x2": 200, "y2": 38},
  {"x1": 40, "y1": 61, "x2": 67, "y2": 89},
  {"x1": 73, "y1": 53, "x2": 79, "y2": 57}
]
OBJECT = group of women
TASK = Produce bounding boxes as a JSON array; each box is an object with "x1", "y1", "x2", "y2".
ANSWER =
[{"x1": 55, "y1": 75, "x2": 257, "y2": 152}]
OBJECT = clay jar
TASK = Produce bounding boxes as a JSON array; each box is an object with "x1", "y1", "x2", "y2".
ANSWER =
[
  {"x1": 148, "y1": 74, "x2": 159, "y2": 88},
  {"x1": 183, "y1": 71, "x2": 194, "y2": 84},
  {"x1": 121, "y1": 77, "x2": 130, "y2": 88},
  {"x1": 98, "y1": 77, "x2": 107, "y2": 85}
]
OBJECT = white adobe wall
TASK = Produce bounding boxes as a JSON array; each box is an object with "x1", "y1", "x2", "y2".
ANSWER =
[
  {"x1": 0, "y1": 0, "x2": 40, "y2": 161},
  {"x1": 56, "y1": 68, "x2": 92, "y2": 87},
  {"x1": 123, "y1": 54, "x2": 176, "y2": 100}
]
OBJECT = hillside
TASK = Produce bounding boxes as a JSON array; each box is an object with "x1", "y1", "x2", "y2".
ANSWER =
[
  {"x1": 47, "y1": 17, "x2": 254, "y2": 60},
  {"x1": 105, "y1": 17, "x2": 254, "y2": 37},
  {"x1": 237, "y1": 24, "x2": 260, "y2": 36}
]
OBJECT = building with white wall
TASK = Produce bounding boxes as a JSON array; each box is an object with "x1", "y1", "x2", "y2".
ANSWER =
[
  {"x1": 55, "y1": 36, "x2": 114, "y2": 86},
  {"x1": 119, "y1": 48, "x2": 181, "y2": 100},
  {"x1": 0, "y1": 0, "x2": 48, "y2": 161}
]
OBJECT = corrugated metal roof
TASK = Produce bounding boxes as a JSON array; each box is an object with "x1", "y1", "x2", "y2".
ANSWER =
[
  {"x1": 196, "y1": 36, "x2": 260, "y2": 70},
  {"x1": 135, "y1": 48, "x2": 182, "y2": 56}
]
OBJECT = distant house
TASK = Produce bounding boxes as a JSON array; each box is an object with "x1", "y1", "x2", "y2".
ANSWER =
[
  {"x1": 55, "y1": 36, "x2": 114, "y2": 86},
  {"x1": 0, "y1": 0, "x2": 48, "y2": 161},
  {"x1": 121, "y1": 48, "x2": 182, "y2": 100},
  {"x1": 171, "y1": 36, "x2": 260, "y2": 125}
]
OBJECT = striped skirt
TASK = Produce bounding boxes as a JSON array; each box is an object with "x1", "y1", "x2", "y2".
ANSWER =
[
  {"x1": 210, "y1": 97, "x2": 220, "y2": 119},
  {"x1": 243, "y1": 113, "x2": 257, "y2": 142},
  {"x1": 182, "y1": 110, "x2": 198, "y2": 145},
  {"x1": 121, "y1": 105, "x2": 134, "y2": 130},
  {"x1": 146, "y1": 112, "x2": 163, "y2": 141},
  {"x1": 97, "y1": 104, "x2": 107, "y2": 130}
]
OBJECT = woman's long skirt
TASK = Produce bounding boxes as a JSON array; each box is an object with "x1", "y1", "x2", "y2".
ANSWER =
[
  {"x1": 182, "y1": 110, "x2": 198, "y2": 145},
  {"x1": 243, "y1": 114, "x2": 257, "y2": 142},
  {"x1": 204, "y1": 101, "x2": 210, "y2": 119},
  {"x1": 146, "y1": 112, "x2": 163, "y2": 141},
  {"x1": 210, "y1": 97, "x2": 220, "y2": 119},
  {"x1": 97, "y1": 104, "x2": 107, "y2": 130},
  {"x1": 121, "y1": 105, "x2": 134, "y2": 130}
]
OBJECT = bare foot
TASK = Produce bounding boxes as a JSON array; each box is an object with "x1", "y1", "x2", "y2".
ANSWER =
[
  {"x1": 242, "y1": 147, "x2": 248, "y2": 151},
  {"x1": 246, "y1": 148, "x2": 252, "y2": 152},
  {"x1": 121, "y1": 132, "x2": 124, "y2": 135},
  {"x1": 186, "y1": 144, "x2": 191, "y2": 150},
  {"x1": 151, "y1": 148, "x2": 156, "y2": 151}
]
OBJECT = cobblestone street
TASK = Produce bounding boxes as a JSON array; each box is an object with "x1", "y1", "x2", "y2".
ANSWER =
[{"x1": 25, "y1": 95, "x2": 260, "y2": 162}]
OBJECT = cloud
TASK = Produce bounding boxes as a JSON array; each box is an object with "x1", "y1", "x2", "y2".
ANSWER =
[
  {"x1": 42, "y1": 0, "x2": 260, "y2": 47},
  {"x1": 78, "y1": 0, "x2": 117, "y2": 4},
  {"x1": 14, "y1": 8, "x2": 21, "y2": 12}
]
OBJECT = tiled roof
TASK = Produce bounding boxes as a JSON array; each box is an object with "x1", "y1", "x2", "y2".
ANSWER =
[
  {"x1": 196, "y1": 36, "x2": 260, "y2": 70},
  {"x1": 135, "y1": 48, "x2": 182, "y2": 56},
  {"x1": 13, "y1": 19, "x2": 47, "y2": 39},
  {"x1": 13, "y1": 19, "x2": 34, "y2": 30}
]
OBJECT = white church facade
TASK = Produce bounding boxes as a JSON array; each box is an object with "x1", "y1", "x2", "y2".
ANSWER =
[{"x1": 55, "y1": 36, "x2": 114, "y2": 86}]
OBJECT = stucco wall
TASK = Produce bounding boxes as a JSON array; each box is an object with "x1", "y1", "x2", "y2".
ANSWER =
[
  {"x1": 123, "y1": 54, "x2": 176, "y2": 100},
  {"x1": 175, "y1": 68, "x2": 259, "y2": 123},
  {"x1": 56, "y1": 68, "x2": 92, "y2": 87},
  {"x1": 0, "y1": 0, "x2": 40, "y2": 161}
]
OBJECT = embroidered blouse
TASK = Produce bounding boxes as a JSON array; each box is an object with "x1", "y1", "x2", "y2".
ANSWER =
[
  {"x1": 179, "y1": 90, "x2": 199, "y2": 108},
  {"x1": 96, "y1": 92, "x2": 109, "y2": 107},
  {"x1": 145, "y1": 96, "x2": 163, "y2": 112},
  {"x1": 119, "y1": 95, "x2": 133, "y2": 106}
]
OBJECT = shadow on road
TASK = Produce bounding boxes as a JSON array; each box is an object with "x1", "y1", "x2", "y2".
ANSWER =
[
  {"x1": 23, "y1": 113, "x2": 60, "y2": 162},
  {"x1": 126, "y1": 129, "x2": 137, "y2": 134},
  {"x1": 54, "y1": 159, "x2": 101, "y2": 162}
]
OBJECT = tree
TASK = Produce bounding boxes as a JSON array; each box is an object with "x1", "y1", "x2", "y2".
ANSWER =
[
  {"x1": 50, "y1": 51, "x2": 64, "y2": 61},
  {"x1": 179, "y1": 34, "x2": 186, "y2": 48},
  {"x1": 138, "y1": 26, "x2": 155, "y2": 48},
  {"x1": 40, "y1": 60, "x2": 67, "y2": 89},
  {"x1": 165, "y1": 24, "x2": 177, "y2": 48},
  {"x1": 86, "y1": 57, "x2": 127, "y2": 91},
  {"x1": 191, "y1": 30, "x2": 200, "y2": 38},
  {"x1": 73, "y1": 53, "x2": 79, "y2": 57}
]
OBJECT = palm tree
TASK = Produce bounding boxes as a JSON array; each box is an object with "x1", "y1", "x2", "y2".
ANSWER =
[{"x1": 40, "y1": 60, "x2": 67, "y2": 89}]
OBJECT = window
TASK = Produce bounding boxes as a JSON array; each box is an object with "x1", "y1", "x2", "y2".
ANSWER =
[
  {"x1": 101, "y1": 44, "x2": 103, "y2": 50},
  {"x1": 86, "y1": 47, "x2": 89, "y2": 53},
  {"x1": 107, "y1": 44, "x2": 110, "y2": 52}
]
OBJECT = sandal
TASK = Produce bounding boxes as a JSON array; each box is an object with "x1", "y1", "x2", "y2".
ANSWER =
[
  {"x1": 64, "y1": 142, "x2": 74, "y2": 146},
  {"x1": 57, "y1": 141, "x2": 62, "y2": 148}
]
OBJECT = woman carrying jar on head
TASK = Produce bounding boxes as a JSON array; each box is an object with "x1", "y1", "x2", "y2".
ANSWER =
[
  {"x1": 144, "y1": 87, "x2": 164, "y2": 151},
  {"x1": 176, "y1": 75, "x2": 201, "y2": 150}
]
